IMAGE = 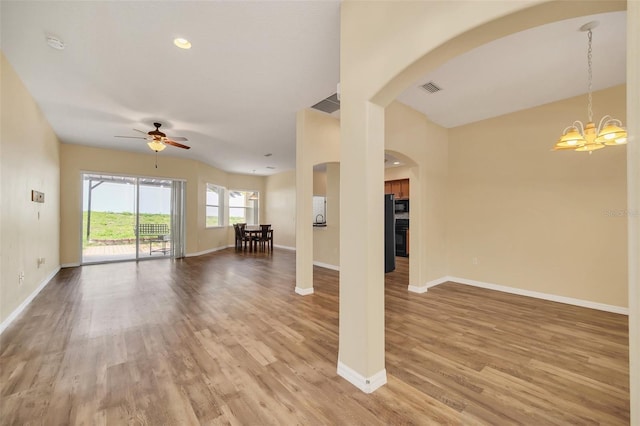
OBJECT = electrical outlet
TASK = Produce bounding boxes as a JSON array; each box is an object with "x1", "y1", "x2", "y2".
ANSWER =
[
  {"x1": 37, "y1": 257, "x2": 46, "y2": 267},
  {"x1": 31, "y1": 190, "x2": 45, "y2": 203},
  {"x1": 472, "y1": 257, "x2": 479, "y2": 265},
  {"x1": 18, "y1": 271, "x2": 25, "y2": 285}
]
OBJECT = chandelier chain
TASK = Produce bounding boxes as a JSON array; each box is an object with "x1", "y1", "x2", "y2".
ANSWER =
[{"x1": 587, "y1": 29, "x2": 593, "y2": 123}]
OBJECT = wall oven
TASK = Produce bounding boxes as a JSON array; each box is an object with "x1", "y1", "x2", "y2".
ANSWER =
[{"x1": 395, "y1": 219, "x2": 409, "y2": 257}]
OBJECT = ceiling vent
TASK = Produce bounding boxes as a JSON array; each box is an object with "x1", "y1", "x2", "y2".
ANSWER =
[
  {"x1": 311, "y1": 93, "x2": 340, "y2": 114},
  {"x1": 421, "y1": 81, "x2": 442, "y2": 93}
]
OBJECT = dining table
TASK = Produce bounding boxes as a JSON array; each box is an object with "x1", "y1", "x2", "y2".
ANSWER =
[{"x1": 243, "y1": 226, "x2": 264, "y2": 252}]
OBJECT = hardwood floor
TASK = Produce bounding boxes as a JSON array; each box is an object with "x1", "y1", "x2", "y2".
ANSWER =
[{"x1": 0, "y1": 249, "x2": 629, "y2": 425}]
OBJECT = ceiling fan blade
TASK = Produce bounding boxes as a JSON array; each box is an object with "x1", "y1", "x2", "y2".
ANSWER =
[
  {"x1": 115, "y1": 136, "x2": 147, "y2": 139},
  {"x1": 133, "y1": 128, "x2": 148, "y2": 135},
  {"x1": 168, "y1": 136, "x2": 188, "y2": 142},
  {"x1": 165, "y1": 140, "x2": 191, "y2": 150}
]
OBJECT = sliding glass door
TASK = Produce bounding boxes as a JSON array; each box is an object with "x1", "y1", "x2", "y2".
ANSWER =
[
  {"x1": 136, "y1": 178, "x2": 172, "y2": 259},
  {"x1": 82, "y1": 173, "x2": 184, "y2": 264}
]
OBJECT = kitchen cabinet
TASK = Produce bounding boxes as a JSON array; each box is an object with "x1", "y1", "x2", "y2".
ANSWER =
[{"x1": 384, "y1": 178, "x2": 409, "y2": 199}]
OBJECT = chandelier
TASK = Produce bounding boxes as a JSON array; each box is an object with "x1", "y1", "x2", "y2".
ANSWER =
[{"x1": 553, "y1": 21, "x2": 627, "y2": 152}]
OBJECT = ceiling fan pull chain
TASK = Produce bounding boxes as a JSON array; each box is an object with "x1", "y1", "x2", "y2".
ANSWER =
[{"x1": 155, "y1": 151, "x2": 158, "y2": 168}]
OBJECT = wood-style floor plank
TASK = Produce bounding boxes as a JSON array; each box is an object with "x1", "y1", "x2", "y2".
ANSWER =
[{"x1": 0, "y1": 249, "x2": 629, "y2": 425}]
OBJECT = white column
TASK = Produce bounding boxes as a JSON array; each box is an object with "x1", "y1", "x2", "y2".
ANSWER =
[
  {"x1": 627, "y1": 1, "x2": 639, "y2": 423},
  {"x1": 337, "y1": 99, "x2": 387, "y2": 392}
]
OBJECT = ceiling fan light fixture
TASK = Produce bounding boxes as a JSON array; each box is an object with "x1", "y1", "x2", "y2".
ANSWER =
[
  {"x1": 147, "y1": 140, "x2": 166, "y2": 152},
  {"x1": 173, "y1": 38, "x2": 192, "y2": 49}
]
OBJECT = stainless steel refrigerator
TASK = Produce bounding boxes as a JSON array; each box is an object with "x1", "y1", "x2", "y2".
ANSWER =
[{"x1": 384, "y1": 194, "x2": 396, "y2": 273}]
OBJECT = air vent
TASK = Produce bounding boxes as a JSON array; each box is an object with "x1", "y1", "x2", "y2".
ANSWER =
[
  {"x1": 311, "y1": 93, "x2": 340, "y2": 114},
  {"x1": 421, "y1": 81, "x2": 441, "y2": 93}
]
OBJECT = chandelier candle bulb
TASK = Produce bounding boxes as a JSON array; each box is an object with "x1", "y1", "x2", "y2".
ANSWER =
[{"x1": 553, "y1": 21, "x2": 627, "y2": 153}]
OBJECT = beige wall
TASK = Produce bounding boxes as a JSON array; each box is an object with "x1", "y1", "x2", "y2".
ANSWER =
[
  {"x1": 385, "y1": 102, "x2": 449, "y2": 285},
  {"x1": 295, "y1": 109, "x2": 340, "y2": 291},
  {"x1": 447, "y1": 85, "x2": 628, "y2": 307},
  {"x1": 384, "y1": 165, "x2": 410, "y2": 181},
  {"x1": 313, "y1": 170, "x2": 327, "y2": 196},
  {"x1": 1, "y1": 53, "x2": 61, "y2": 324},
  {"x1": 313, "y1": 163, "x2": 340, "y2": 268},
  {"x1": 628, "y1": 2, "x2": 640, "y2": 419},
  {"x1": 60, "y1": 144, "x2": 265, "y2": 264},
  {"x1": 265, "y1": 170, "x2": 296, "y2": 249}
]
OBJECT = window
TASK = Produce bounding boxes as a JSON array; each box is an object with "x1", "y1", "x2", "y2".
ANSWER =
[
  {"x1": 229, "y1": 190, "x2": 259, "y2": 225},
  {"x1": 206, "y1": 183, "x2": 224, "y2": 227}
]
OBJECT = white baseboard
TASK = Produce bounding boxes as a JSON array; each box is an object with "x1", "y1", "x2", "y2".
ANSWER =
[
  {"x1": 448, "y1": 276, "x2": 629, "y2": 315},
  {"x1": 185, "y1": 246, "x2": 228, "y2": 257},
  {"x1": 0, "y1": 266, "x2": 60, "y2": 335},
  {"x1": 61, "y1": 263, "x2": 80, "y2": 268},
  {"x1": 408, "y1": 276, "x2": 449, "y2": 293},
  {"x1": 313, "y1": 261, "x2": 339, "y2": 271},
  {"x1": 274, "y1": 244, "x2": 296, "y2": 251},
  {"x1": 295, "y1": 286, "x2": 314, "y2": 296},
  {"x1": 337, "y1": 361, "x2": 387, "y2": 393}
]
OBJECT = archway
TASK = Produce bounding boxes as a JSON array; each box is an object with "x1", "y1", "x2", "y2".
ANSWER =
[
  {"x1": 337, "y1": 4, "x2": 637, "y2": 413},
  {"x1": 312, "y1": 162, "x2": 341, "y2": 271}
]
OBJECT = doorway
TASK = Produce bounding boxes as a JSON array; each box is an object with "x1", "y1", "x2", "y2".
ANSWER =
[{"x1": 81, "y1": 173, "x2": 185, "y2": 263}]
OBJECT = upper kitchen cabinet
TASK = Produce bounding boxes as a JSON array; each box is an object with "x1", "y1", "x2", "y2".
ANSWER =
[{"x1": 384, "y1": 178, "x2": 409, "y2": 199}]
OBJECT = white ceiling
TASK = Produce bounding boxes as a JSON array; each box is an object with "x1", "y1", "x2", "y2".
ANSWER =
[
  {"x1": 1, "y1": 4, "x2": 626, "y2": 175},
  {"x1": 397, "y1": 11, "x2": 626, "y2": 128},
  {"x1": 1, "y1": 1, "x2": 340, "y2": 175}
]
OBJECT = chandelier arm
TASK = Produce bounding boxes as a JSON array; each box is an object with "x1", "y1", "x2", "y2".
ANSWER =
[
  {"x1": 571, "y1": 121, "x2": 585, "y2": 134},
  {"x1": 596, "y1": 115, "x2": 625, "y2": 133},
  {"x1": 597, "y1": 115, "x2": 612, "y2": 133}
]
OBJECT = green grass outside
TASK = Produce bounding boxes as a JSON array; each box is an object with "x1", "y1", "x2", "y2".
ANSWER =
[
  {"x1": 206, "y1": 216, "x2": 219, "y2": 227},
  {"x1": 84, "y1": 211, "x2": 248, "y2": 245},
  {"x1": 83, "y1": 211, "x2": 170, "y2": 245}
]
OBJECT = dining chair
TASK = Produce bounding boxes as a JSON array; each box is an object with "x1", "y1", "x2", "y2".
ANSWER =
[
  {"x1": 258, "y1": 224, "x2": 273, "y2": 252},
  {"x1": 233, "y1": 224, "x2": 243, "y2": 250},
  {"x1": 237, "y1": 223, "x2": 252, "y2": 251}
]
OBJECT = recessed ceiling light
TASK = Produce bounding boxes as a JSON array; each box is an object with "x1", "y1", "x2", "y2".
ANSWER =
[
  {"x1": 46, "y1": 35, "x2": 65, "y2": 50},
  {"x1": 173, "y1": 38, "x2": 191, "y2": 49},
  {"x1": 393, "y1": 161, "x2": 400, "y2": 165}
]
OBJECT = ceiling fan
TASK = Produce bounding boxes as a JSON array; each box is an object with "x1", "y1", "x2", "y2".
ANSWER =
[{"x1": 115, "y1": 122, "x2": 190, "y2": 152}]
